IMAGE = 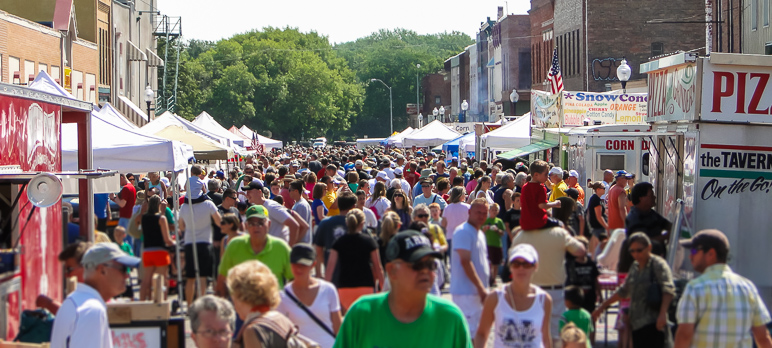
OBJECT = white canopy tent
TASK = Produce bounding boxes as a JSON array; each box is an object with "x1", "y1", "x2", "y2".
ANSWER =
[
  {"x1": 97, "y1": 103, "x2": 140, "y2": 130},
  {"x1": 456, "y1": 132, "x2": 476, "y2": 153},
  {"x1": 142, "y1": 111, "x2": 229, "y2": 146},
  {"x1": 239, "y1": 125, "x2": 284, "y2": 149},
  {"x1": 153, "y1": 125, "x2": 234, "y2": 161},
  {"x1": 386, "y1": 127, "x2": 415, "y2": 147},
  {"x1": 402, "y1": 121, "x2": 461, "y2": 148},
  {"x1": 480, "y1": 113, "x2": 531, "y2": 150},
  {"x1": 192, "y1": 111, "x2": 247, "y2": 147}
]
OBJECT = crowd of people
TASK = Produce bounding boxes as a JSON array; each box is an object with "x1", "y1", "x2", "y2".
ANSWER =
[{"x1": 46, "y1": 145, "x2": 772, "y2": 348}]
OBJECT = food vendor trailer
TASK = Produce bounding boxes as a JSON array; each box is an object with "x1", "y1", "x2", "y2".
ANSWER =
[
  {"x1": 641, "y1": 52, "x2": 772, "y2": 306},
  {"x1": 567, "y1": 124, "x2": 654, "y2": 198},
  {"x1": 0, "y1": 82, "x2": 96, "y2": 340}
]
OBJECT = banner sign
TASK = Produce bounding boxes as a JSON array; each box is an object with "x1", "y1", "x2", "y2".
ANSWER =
[
  {"x1": 531, "y1": 90, "x2": 560, "y2": 127},
  {"x1": 646, "y1": 62, "x2": 698, "y2": 122},
  {"x1": 701, "y1": 60, "x2": 772, "y2": 123},
  {"x1": 562, "y1": 91, "x2": 648, "y2": 126}
]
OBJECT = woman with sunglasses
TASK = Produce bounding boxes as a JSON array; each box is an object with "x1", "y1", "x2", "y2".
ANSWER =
[
  {"x1": 475, "y1": 243, "x2": 552, "y2": 348},
  {"x1": 218, "y1": 213, "x2": 244, "y2": 260},
  {"x1": 591, "y1": 232, "x2": 675, "y2": 348},
  {"x1": 388, "y1": 189, "x2": 412, "y2": 231}
]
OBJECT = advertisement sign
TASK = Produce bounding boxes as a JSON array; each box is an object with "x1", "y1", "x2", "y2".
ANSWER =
[
  {"x1": 531, "y1": 90, "x2": 560, "y2": 127},
  {"x1": 562, "y1": 91, "x2": 648, "y2": 126},
  {"x1": 64, "y1": 67, "x2": 72, "y2": 93},
  {"x1": 646, "y1": 62, "x2": 698, "y2": 122},
  {"x1": 701, "y1": 60, "x2": 772, "y2": 123}
]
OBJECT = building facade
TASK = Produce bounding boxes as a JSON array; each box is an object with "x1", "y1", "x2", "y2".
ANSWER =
[
  {"x1": 743, "y1": 0, "x2": 772, "y2": 53},
  {"x1": 420, "y1": 73, "x2": 450, "y2": 126},
  {"x1": 493, "y1": 13, "x2": 531, "y2": 117}
]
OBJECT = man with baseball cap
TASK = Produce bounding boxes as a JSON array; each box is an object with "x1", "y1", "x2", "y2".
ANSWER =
[
  {"x1": 606, "y1": 170, "x2": 629, "y2": 231},
  {"x1": 51, "y1": 243, "x2": 141, "y2": 348},
  {"x1": 674, "y1": 229, "x2": 772, "y2": 348},
  {"x1": 242, "y1": 181, "x2": 300, "y2": 244},
  {"x1": 216, "y1": 205, "x2": 292, "y2": 298},
  {"x1": 548, "y1": 167, "x2": 568, "y2": 202},
  {"x1": 334, "y1": 230, "x2": 471, "y2": 347},
  {"x1": 566, "y1": 170, "x2": 585, "y2": 203}
]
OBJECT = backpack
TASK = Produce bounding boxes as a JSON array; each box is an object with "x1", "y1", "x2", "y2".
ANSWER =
[{"x1": 235, "y1": 311, "x2": 319, "y2": 348}]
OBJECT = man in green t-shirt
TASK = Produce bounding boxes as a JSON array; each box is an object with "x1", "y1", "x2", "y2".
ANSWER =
[
  {"x1": 215, "y1": 205, "x2": 292, "y2": 297},
  {"x1": 482, "y1": 204, "x2": 506, "y2": 287},
  {"x1": 334, "y1": 230, "x2": 471, "y2": 348}
]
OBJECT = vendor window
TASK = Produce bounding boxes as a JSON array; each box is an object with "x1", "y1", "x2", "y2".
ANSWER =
[{"x1": 599, "y1": 154, "x2": 625, "y2": 172}]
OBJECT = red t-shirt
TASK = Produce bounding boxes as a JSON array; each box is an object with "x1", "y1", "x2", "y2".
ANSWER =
[
  {"x1": 118, "y1": 183, "x2": 137, "y2": 219},
  {"x1": 607, "y1": 184, "x2": 626, "y2": 230},
  {"x1": 520, "y1": 181, "x2": 548, "y2": 230}
]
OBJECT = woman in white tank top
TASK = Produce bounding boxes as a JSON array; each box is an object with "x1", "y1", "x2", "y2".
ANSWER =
[{"x1": 474, "y1": 244, "x2": 553, "y2": 348}]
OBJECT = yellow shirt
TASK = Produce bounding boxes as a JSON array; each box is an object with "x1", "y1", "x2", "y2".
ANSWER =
[
  {"x1": 549, "y1": 180, "x2": 568, "y2": 202},
  {"x1": 323, "y1": 190, "x2": 339, "y2": 217}
]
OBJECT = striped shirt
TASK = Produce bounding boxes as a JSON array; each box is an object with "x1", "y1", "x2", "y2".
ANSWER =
[{"x1": 676, "y1": 264, "x2": 771, "y2": 348}]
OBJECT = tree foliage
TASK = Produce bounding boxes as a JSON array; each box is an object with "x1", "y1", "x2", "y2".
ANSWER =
[{"x1": 174, "y1": 27, "x2": 473, "y2": 141}]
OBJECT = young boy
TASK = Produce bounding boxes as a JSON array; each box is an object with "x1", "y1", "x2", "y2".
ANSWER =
[
  {"x1": 187, "y1": 165, "x2": 209, "y2": 203},
  {"x1": 482, "y1": 204, "x2": 506, "y2": 287},
  {"x1": 565, "y1": 236, "x2": 601, "y2": 316},
  {"x1": 112, "y1": 226, "x2": 134, "y2": 298},
  {"x1": 560, "y1": 286, "x2": 594, "y2": 348},
  {"x1": 520, "y1": 160, "x2": 562, "y2": 230}
]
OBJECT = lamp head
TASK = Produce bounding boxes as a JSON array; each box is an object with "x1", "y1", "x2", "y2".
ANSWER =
[
  {"x1": 617, "y1": 59, "x2": 632, "y2": 82},
  {"x1": 144, "y1": 85, "x2": 155, "y2": 103},
  {"x1": 461, "y1": 100, "x2": 469, "y2": 111},
  {"x1": 510, "y1": 89, "x2": 519, "y2": 103}
]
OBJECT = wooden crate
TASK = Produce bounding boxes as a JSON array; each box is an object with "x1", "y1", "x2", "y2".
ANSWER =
[
  {"x1": 106, "y1": 301, "x2": 172, "y2": 324},
  {"x1": 0, "y1": 341, "x2": 50, "y2": 348}
]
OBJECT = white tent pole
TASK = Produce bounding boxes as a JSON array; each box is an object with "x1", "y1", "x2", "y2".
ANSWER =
[{"x1": 172, "y1": 171, "x2": 184, "y2": 309}]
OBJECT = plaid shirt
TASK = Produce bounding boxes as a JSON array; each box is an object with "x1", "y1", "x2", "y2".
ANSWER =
[{"x1": 676, "y1": 264, "x2": 771, "y2": 348}]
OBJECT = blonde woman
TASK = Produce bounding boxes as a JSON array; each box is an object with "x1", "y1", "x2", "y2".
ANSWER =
[
  {"x1": 228, "y1": 260, "x2": 308, "y2": 347},
  {"x1": 378, "y1": 211, "x2": 402, "y2": 266}
]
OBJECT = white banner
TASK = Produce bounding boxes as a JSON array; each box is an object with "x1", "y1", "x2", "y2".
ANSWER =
[{"x1": 562, "y1": 91, "x2": 648, "y2": 126}]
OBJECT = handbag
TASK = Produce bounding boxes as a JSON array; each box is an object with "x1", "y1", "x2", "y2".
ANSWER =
[
  {"x1": 126, "y1": 211, "x2": 142, "y2": 239},
  {"x1": 646, "y1": 262, "x2": 662, "y2": 310},
  {"x1": 284, "y1": 289, "x2": 336, "y2": 338}
]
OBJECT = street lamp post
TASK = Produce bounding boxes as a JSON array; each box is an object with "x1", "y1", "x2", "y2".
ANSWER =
[
  {"x1": 416, "y1": 63, "x2": 421, "y2": 128},
  {"x1": 370, "y1": 78, "x2": 393, "y2": 134},
  {"x1": 509, "y1": 89, "x2": 519, "y2": 116},
  {"x1": 144, "y1": 85, "x2": 155, "y2": 119},
  {"x1": 439, "y1": 106, "x2": 445, "y2": 123},
  {"x1": 617, "y1": 58, "x2": 632, "y2": 94},
  {"x1": 460, "y1": 100, "x2": 469, "y2": 122}
]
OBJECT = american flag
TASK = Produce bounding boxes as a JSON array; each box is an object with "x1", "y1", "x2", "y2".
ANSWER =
[
  {"x1": 250, "y1": 132, "x2": 264, "y2": 155},
  {"x1": 547, "y1": 47, "x2": 564, "y2": 95}
]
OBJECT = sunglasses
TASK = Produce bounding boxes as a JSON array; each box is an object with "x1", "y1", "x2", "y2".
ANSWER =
[
  {"x1": 510, "y1": 260, "x2": 535, "y2": 269},
  {"x1": 416, "y1": 214, "x2": 429, "y2": 218},
  {"x1": 629, "y1": 247, "x2": 646, "y2": 254},
  {"x1": 247, "y1": 219, "x2": 267, "y2": 227},
  {"x1": 421, "y1": 185, "x2": 432, "y2": 188},
  {"x1": 407, "y1": 259, "x2": 438, "y2": 272},
  {"x1": 104, "y1": 262, "x2": 129, "y2": 274},
  {"x1": 220, "y1": 221, "x2": 231, "y2": 226},
  {"x1": 690, "y1": 247, "x2": 703, "y2": 256}
]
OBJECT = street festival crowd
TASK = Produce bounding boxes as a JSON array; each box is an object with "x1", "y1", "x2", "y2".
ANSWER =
[{"x1": 44, "y1": 144, "x2": 772, "y2": 348}]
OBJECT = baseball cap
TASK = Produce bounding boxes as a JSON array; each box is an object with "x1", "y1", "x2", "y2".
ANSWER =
[
  {"x1": 355, "y1": 160, "x2": 364, "y2": 167},
  {"x1": 246, "y1": 205, "x2": 269, "y2": 220},
  {"x1": 290, "y1": 243, "x2": 316, "y2": 266},
  {"x1": 625, "y1": 173, "x2": 635, "y2": 179},
  {"x1": 343, "y1": 163, "x2": 355, "y2": 172},
  {"x1": 376, "y1": 171, "x2": 389, "y2": 181},
  {"x1": 81, "y1": 243, "x2": 141, "y2": 268},
  {"x1": 568, "y1": 170, "x2": 579, "y2": 178},
  {"x1": 291, "y1": 161, "x2": 300, "y2": 167},
  {"x1": 243, "y1": 181, "x2": 264, "y2": 191},
  {"x1": 615, "y1": 170, "x2": 629, "y2": 178},
  {"x1": 390, "y1": 162, "x2": 396, "y2": 168},
  {"x1": 508, "y1": 243, "x2": 539, "y2": 264},
  {"x1": 215, "y1": 170, "x2": 225, "y2": 179},
  {"x1": 385, "y1": 230, "x2": 442, "y2": 263},
  {"x1": 604, "y1": 169, "x2": 614, "y2": 175},
  {"x1": 416, "y1": 151, "x2": 423, "y2": 156},
  {"x1": 679, "y1": 229, "x2": 730, "y2": 253},
  {"x1": 394, "y1": 167, "x2": 403, "y2": 176},
  {"x1": 548, "y1": 167, "x2": 563, "y2": 176},
  {"x1": 419, "y1": 177, "x2": 433, "y2": 184}
]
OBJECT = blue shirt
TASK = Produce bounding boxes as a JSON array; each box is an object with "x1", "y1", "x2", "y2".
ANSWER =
[
  {"x1": 413, "y1": 193, "x2": 447, "y2": 211},
  {"x1": 93, "y1": 194, "x2": 109, "y2": 219},
  {"x1": 450, "y1": 222, "x2": 489, "y2": 295}
]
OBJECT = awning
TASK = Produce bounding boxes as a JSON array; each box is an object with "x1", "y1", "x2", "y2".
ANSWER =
[
  {"x1": 118, "y1": 95, "x2": 149, "y2": 121},
  {"x1": 146, "y1": 48, "x2": 164, "y2": 67},
  {"x1": 127, "y1": 41, "x2": 147, "y2": 61},
  {"x1": 496, "y1": 140, "x2": 558, "y2": 160}
]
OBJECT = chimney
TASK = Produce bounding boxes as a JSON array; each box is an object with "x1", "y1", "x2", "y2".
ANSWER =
[{"x1": 497, "y1": 6, "x2": 504, "y2": 20}]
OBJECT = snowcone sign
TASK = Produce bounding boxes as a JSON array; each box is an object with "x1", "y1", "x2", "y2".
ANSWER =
[{"x1": 562, "y1": 92, "x2": 648, "y2": 126}]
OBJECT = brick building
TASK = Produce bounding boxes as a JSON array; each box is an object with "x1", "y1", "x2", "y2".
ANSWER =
[
  {"x1": 420, "y1": 72, "x2": 450, "y2": 126},
  {"x1": 531, "y1": 0, "x2": 705, "y2": 92},
  {"x1": 491, "y1": 12, "x2": 531, "y2": 117},
  {"x1": 0, "y1": 2, "x2": 99, "y2": 102},
  {"x1": 444, "y1": 48, "x2": 470, "y2": 122}
]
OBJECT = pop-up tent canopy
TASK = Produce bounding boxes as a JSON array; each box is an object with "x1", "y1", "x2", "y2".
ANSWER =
[
  {"x1": 386, "y1": 127, "x2": 415, "y2": 147},
  {"x1": 239, "y1": 125, "x2": 283, "y2": 149},
  {"x1": 61, "y1": 112, "x2": 194, "y2": 172},
  {"x1": 28, "y1": 71, "x2": 194, "y2": 172},
  {"x1": 402, "y1": 120, "x2": 461, "y2": 147},
  {"x1": 442, "y1": 132, "x2": 475, "y2": 156},
  {"x1": 142, "y1": 111, "x2": 229, "y2": 146},
  {"x1": 480, "y1": 113, "x2": 531, "y2": 150},
  {"x1": 192, "y1": 111, "x2": 246, "y2": 147},
  {"x1": 153, "y1": 125, "x2": 234, "y2": 160}
]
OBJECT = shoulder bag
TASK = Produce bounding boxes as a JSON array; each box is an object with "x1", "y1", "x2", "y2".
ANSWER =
[
  {"x1": 284, "y1": 289, "x2": 336, "y2": 338},
  {"x1": 645, "y1": 261, "x2": 662, "y2": 310}
]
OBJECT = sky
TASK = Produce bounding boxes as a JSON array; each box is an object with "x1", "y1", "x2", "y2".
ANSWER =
[{"x1": 156, "y1": 0, "x2": 531, "y2": 44}]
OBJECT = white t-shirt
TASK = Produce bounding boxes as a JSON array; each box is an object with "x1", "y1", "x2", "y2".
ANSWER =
[
  {"x1": 50, "y1": 283, "x2": 112, "y2": 348},
  {"x1": 442, "y1": 202, "x2": 470, "y2": 241},
  {"x1": 390, "y1": 178, "x2": 411, "y2": 194},
  {"x1": 293, "y1": 199, "x2": 313, "y2": 244},
  {"x1": 362, "y1": 207, "x2": 378, "y2": 228},
  {"x1": 365, "y1": 196, "x2": 391, "y2": 220},
  {"x1": 277, "y1": 280, "x2": 341, "y2": 348},
  {"x1": 262, "y1": 199, "x2": 293, "y2": 241},
  {"x1": 180, "y1": 200, "x2": 218, "y2": 244}
]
